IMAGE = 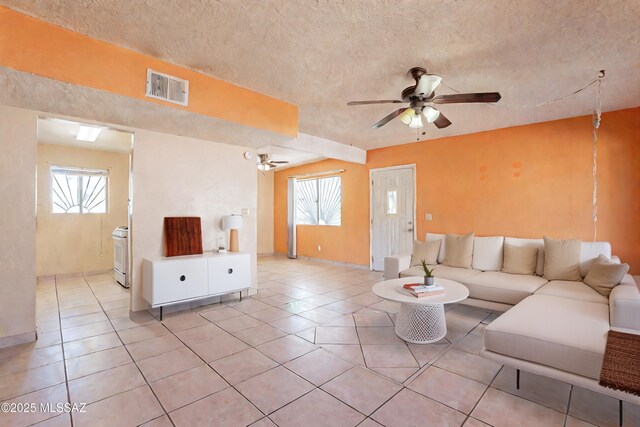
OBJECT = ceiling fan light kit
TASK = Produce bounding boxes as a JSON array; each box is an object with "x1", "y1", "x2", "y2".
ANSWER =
[
  {"x1": 414, "y1": 73, "x2": 443, "y2": 98},
  {"x1": 348, "y1": 66, "x2": 501, "y2": 132},
  {"x1": 422, "y1": 106, "x2": 440, "y2": 123},
  {"x1": 257, "y1": 153, "x2": 289, "y2": 172},
  {"x1": 399, "y1": 108, "x2": 415, "y2": 124},
  {"x1": 408, "y1": 113, "x2": 423, "y2": 129}
]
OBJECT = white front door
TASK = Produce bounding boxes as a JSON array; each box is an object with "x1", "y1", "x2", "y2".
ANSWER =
[{"x1": 371, "y1": 167, "x2": 415, "y2": 271}]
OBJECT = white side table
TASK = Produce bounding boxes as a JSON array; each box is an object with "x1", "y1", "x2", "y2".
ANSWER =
[{"x1": 372, "y1": 277, "x2": 469, "y2": 344}]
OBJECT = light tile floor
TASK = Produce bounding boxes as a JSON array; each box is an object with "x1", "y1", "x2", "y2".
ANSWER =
[{"x1": 1, "y1": 256, "x2": 638, "y2": 426}]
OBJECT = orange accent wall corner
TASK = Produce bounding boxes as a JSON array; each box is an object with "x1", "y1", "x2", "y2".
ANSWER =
[{"x1": 274, "y1": 108, "x2": 640, "y2": 274}]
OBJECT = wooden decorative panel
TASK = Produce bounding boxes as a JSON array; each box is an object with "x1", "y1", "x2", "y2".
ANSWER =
[{"x1": 164, "y1": 217, "x2": 203, "y2": 257}]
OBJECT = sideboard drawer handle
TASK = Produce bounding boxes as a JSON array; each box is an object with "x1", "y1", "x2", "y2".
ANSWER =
[
  {"x1": 179, "y1": 275, "x2": 186, "y2": 282},
  {"x1": 228, "y1": 268, "x2": 233, "y2": 274}
]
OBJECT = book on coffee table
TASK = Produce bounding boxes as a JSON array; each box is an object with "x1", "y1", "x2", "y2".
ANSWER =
[{"x1": 402, "y1": 283, "x2": 446, "y2": 298}]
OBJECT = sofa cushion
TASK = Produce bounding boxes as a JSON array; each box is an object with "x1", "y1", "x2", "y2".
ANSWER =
[
  {"x1": 484, "y1": 295, "x2": 609, "y2": 380},
  {"x1": 399, "y1": 265, "x2": 439, "y2": 278},
  {"x1": 463, "y1": 271, "x2": 548, "y2": 305},
  {"x1": 543, "y1": 236, "x2": 582, "y2": 281},
  {"x1": 472, "y1": 236, "x2": 504, "y2": 271},
  {"x1": 444, "y1": 232, "x2": 475, "y2": 269},
  {"x1": 411, "y1": 240, "x2": 441, "y2": 266},
  {"x1": 504, "y1": 237, "x2": 545, "y2": 276},
  {"x1": 430, "y1": 265, "x2": 482, "y2": 284},
  {"x1": 502, "y1": 244, "x2": 538, "y2": 275},
  {"x1": 583, "y1": 255, "x2": 629, "y2": 297},
  {"x1": 579, "y1": 241, "x2": 612, "y2": 277},
  {"x1": 535, "y1": 280, "x2": 608, "y2": 304},
  {"x1": 426, "y1": 233, "x2": 446, "y2": 264}
]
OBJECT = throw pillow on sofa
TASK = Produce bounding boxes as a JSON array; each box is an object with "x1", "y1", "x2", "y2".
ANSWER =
[
  {"x1": 543, "y1": 236, "x2": 582, "y2": 281},
  {"x1": 411, "y1": 239, "x2": 441, "y2": 266},
  {"x1": 443, "y1": 232, "x2": 474, "y2": 269},
  {"x1": 583, "y1": 254, "x2": 629, "y2": 296},
  {"x1": 502, "y1": 244, "x2": 538, "y2": 275}
]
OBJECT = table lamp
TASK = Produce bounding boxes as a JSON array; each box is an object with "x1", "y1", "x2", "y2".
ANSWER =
[{"x1": 222, "y1": 214, "x2": 243, "y2": 252}]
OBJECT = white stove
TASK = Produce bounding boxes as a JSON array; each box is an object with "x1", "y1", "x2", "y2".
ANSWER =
[{"x1": 112, "y1": 226, "x2": 129, "y2": 288}]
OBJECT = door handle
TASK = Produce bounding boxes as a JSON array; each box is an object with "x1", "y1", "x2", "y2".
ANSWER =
[{"x1": 408, "y1": 228, "x2": 414, "y2": 232}]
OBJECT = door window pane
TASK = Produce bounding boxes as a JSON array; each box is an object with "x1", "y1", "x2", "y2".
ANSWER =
[{"x1": 387, "y1": 190, "x2": 397, "y2": 214}]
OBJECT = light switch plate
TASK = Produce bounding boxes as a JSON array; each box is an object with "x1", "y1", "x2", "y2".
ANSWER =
[
  {"x1": 241, "y1": 208, "x2": 250, "y2": 217},
  {"x1": 425, "y1": 213, "x2": 433, "y2": 221}
]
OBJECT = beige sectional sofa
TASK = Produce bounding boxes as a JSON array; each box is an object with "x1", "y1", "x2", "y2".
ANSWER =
[{"x1": 384, "y1": 233, "x2": 640, "y2": 406}]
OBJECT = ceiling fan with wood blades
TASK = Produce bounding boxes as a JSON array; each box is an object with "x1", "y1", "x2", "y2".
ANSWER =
[
  {"x1": 257, "y1": 153, "x2": 289, "y2": 171},
  {"x1": 347, "y1": 67, "x2": 501, "y2": 130}
]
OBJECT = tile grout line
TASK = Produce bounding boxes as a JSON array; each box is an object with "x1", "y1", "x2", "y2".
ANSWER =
[
  {"x1": 459, "y1": 365, "x2": 501, "y2": 426},
  {"x1": 270, "y1": 362, "x2": 374, "y2": 422},
  {"x1": 52, "y1": 276, "x2": 74, "y2": 427},
  {"x1": 83, "y1": 276, "x2": 176, "y2": 427},
  {"x1": 161, "y1": 307, "x2": 271, "y2": 421},
  {"x1": 194, "y1": 303, "x2": 377, "y2": 422}
]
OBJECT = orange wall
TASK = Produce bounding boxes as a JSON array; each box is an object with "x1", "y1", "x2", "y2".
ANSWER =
[
  {"x1": 274, "y1": 108, "x2": 640, "y2": 273},
  {"x1": 0, "y1": 7, "x2": 297, "y2": 137}
]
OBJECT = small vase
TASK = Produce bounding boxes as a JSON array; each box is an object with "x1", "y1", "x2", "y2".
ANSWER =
[{"x1": 425, "y1": 276, "x2": 435, "y2": 286}]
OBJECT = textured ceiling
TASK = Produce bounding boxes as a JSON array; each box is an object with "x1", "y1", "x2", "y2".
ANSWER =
[{"x1": 3, "y1": 1, "x2": 639, "y2": 150}]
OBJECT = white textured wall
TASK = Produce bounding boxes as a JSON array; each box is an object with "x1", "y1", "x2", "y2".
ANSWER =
[
  {"x1": 36, "y1": 144, "x2": 129, "y2": 276},
  {"x1": 131, "y1": 130, "x2": 257, "y2": 311},
  {"x1": 0, "y1": 106, "x2": 37, "y2": 347},
  {"x1": 257, "y1": 170, "x2": 274, "y2": 254}
]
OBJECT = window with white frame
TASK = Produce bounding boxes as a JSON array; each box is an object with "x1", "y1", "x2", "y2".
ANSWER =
[
  {"x1": 296, "y1": 176, "x2": 341, "y2": 226},
  {"x1": 51, "y1": 166, "x2": 108, "y2": 214}
]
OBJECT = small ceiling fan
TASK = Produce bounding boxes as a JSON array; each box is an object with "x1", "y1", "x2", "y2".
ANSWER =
[
  {"x1": 347, "y1": 67, "x2": 501, "y2": 129},
  {"x1": 257, "y1": 153, "x2": 289, "y2": 171}
]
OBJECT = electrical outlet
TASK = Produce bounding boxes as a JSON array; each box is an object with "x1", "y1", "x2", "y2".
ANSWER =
[
  {"x1": 425, "y1": 213, "x2": 433, "y2": 221},
  {"x1": 317, "y1": 245, "x2": 322, "y2": 252}
]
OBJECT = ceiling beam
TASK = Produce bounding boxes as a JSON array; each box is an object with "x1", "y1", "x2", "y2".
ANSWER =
[{"x1": 276, "y1": 133, "x2": 366, "y2": 164}]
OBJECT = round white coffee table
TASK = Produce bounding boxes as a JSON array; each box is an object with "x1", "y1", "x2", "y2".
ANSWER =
[{"x1": 372, "y1": 277, "x2": 469, "y2": 344}]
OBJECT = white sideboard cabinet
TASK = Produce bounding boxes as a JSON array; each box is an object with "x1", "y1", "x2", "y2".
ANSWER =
[{"x1": 142, "y1": 252, "x2": 251, "y2": 319}]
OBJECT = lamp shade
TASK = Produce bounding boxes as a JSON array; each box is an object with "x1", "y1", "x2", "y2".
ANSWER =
[
  {"x1": 422, "y1": 106, "x2": 440, "y2": 123},
  {"x1": 399, "y1": 107, "x2": 415, "y2": 125},
  {"x1": 222, "y1": 214, "x2": 243, "y2": 230},
  {"x1": 414, "y1": 74, "x2": 443, "y2": 98},
  {"x1": 408, "y1": 113, "x2": 423, "y2": 129}
]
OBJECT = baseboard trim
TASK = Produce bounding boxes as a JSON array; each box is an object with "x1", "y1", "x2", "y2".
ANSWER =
[
  {"x1": 257, "y1": 252, "x2": 275, "y2": 257},
  {"x1": 0, "y1": 331, "x2": 36, "y2": 349},
  {"x1": 36, "y1": 269, "x2": 113, "y2": 281},
  {"x1": 295, "y1": 255, "x2": 370, "y2": 270},
  {"x1": 84, "y1": 269, "x2": 112, "y2": 277}
]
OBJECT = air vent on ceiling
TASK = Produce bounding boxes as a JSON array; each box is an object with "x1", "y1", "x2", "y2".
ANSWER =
[{"x1": 145, "y1": 69, "x2": 189, "y2": 106}]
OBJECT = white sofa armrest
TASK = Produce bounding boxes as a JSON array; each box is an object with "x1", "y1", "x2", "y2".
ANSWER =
[
  {"x1": 609, "y1": 274, "x2": 640, "y2": 331},
  {"x1": 384, "y1": 255, "x2": 412, "y2": 280}
]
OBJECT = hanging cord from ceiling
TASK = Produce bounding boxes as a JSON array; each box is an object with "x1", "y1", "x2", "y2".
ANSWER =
[
  {"x1": 440, "y1": 71, "x2": 604, "y2": 109},
  {"x1": 592, "y1": 73, "x2": 603, "y2": 241}
]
